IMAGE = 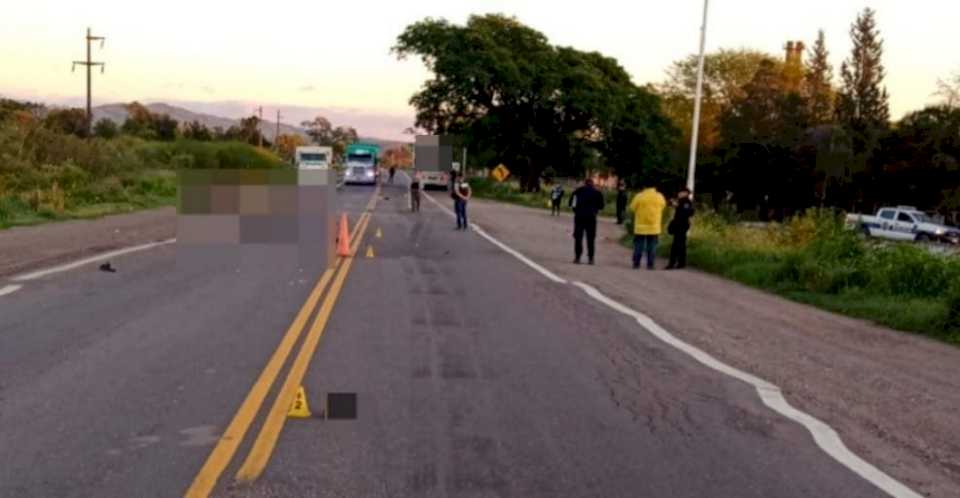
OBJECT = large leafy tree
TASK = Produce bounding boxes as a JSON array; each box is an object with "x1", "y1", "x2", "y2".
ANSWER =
[
  {"x1": 659, "y1": 49, "x2": 779, "y2": 148},
  {"x1": 301, "y1": 115, "x2": 357, "y2": 162},
  {"x1": 717, "y1": 60, "x2": 814, "y2": 213},
  {"x1": 395, "y1": 14, "x2": 676, "y2": 190}
]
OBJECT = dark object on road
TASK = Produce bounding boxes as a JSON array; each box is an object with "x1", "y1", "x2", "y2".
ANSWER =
[
  {"x1": 569, "y1": 178, "x2": 604, "y2": 264},
  {"x1": 99, "y1": 262, "x2": 117, "y2": 273},
  {"x1": 667, "y1": 188, "x2": 695, "y2": 270},
  {"x1": 326, "y1": 392, "x2": 357, "y2": 420}
]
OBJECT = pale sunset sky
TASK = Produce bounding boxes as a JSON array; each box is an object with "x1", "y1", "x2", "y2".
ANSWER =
[{"x1": 2, "y1": 0, "x2": 957, "y2": 138}]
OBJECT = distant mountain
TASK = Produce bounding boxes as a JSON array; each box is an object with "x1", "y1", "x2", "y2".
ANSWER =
[{"x1": 91, "y1": 101, "x2": 411, "y2": 149}]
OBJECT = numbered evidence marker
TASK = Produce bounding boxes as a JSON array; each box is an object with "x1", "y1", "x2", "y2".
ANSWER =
[
  {"x1": 491, "y1": 163, "x2": 511, "y2": 183},
  {"x1": 288, "y1": 386, "x2": 312, "y2": 419},
  {"x1": 365, "y1": 245, "x2": 375, "y2": 258}
]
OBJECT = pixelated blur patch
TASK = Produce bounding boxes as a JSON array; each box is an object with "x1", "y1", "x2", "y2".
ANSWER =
[{"x1": 326, "y1": 392, "x2": 357, "y2": 420}]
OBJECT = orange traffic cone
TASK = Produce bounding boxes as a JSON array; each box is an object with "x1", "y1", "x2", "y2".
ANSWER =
[{"x1": 336, "y1": 213, "x2": 351, "y2": 257}]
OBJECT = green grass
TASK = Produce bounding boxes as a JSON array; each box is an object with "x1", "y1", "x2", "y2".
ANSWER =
[
  {"x1": 469, "y1": 177, "x2": 620, "y2": 217},
  {"x1": 0, "y1": 125, "x2": 286, "y2": 229},
  {"x1": 618, "y1": 210, "x2": 960, "y2": 345}
]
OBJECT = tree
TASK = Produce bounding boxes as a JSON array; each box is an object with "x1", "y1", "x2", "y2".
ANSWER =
[
  {"x1": 183, "y1": 120, "x2": 213, "y2": 141},
  {"x1": 717, "y1": 60, "x2": 814, "y2": 215},
  {"x1": 383, "y1": 146, "x2": 413, "y2": 168},
  {"x1": 331, "y1": 126, "x2": 358, "y2": 162},
  {"x1": 876, "y1": 106, "x2": 960, "y2": 209},
  {"x1": 238, "y1": 115, "x2": 265, "y2": 146},
  {"x1": 936, "y1": 70, "x2": 960, "y2": 108},
  {"x1": 660, "y1": 49, "x2": 780, "y2": 148},
  {"x1": 836, "y1": 8, "x2": 890, "y2": 135},
  {"x1": 805, "y1": 30, "x2": 835, "y2": 125},
  {"x1": 43, "y1": 108, "x2": 88, "y2": 137},
  {"x1": 153, "y1": 114, "x2": 179, "y2": 141},
  {"x1": 121, "y1": 102, "x2": 156, "y2": 138},
  {"x1": 275, "y1": 133, "x2": 306, "y2": 161},
  {"x1": 301, "y1": 116, "x2": 333, "y2": 144},
  {"x1": 93, "y1": 118, "x2": 118, "y2": 139},
  {"x1": 395, "y1": 14, "x2": 676, "y2": 190}
]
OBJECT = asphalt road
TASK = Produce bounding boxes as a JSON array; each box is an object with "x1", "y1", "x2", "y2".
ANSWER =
[{"x1": 1, "y1": 180, "x2": 890, "y2": 497}]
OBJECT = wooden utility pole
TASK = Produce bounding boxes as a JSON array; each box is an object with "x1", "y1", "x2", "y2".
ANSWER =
[{"x1": 72, "y1": 27, "x2": 105, "y2": 137}]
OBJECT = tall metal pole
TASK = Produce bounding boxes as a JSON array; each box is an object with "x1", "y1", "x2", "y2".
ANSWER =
[{"x1": 686, "y1": 0, "x2": 710, "y2": 196}]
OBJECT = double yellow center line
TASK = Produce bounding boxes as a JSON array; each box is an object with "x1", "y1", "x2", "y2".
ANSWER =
[{"x1": 185, "y1": 190, "x2": 378, "y2": 498}]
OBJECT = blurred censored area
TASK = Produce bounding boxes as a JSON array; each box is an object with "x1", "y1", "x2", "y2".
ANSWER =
[{"x1": 176, "y1": 169, "x2": 336, "y2": 274}]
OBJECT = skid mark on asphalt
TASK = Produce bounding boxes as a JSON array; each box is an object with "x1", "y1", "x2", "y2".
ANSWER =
[{"x1": 421, "y1": 190, "x2": 922, "y2": 498}]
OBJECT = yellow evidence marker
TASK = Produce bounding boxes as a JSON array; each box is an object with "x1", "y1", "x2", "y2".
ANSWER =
[
  {"x1": 288, "y1": 386, "x2": 312, "y2": 419},
  {"x1": 365, "y1": 245, "x2": 375, "y2": 258},
  {"x1": 375, "y1": 227, "x2": 383, "y2": 239}
]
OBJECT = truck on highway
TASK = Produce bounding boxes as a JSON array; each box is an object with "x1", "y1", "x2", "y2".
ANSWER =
[
  {"x1": 343, "y1": 142, "x2": 381, "y2": 185},
  {"x1": 414, "y1": 135, "x2": 455, "y2": 190},
  {"x1": 846, "y1": 206, "x2": 960, "y2": 244},
  {"x1": 294, "y1": 146, "x2": 333, "y2": 170}
]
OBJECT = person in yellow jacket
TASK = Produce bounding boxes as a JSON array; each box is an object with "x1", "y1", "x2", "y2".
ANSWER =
[{"x1": 628, "y1": 182, "x2": 667, "y2": 270}]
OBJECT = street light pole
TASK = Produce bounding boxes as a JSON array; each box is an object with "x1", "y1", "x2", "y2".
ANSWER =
[{"x1": 686, "y1": 0, "x2": 710, "y2": 196}]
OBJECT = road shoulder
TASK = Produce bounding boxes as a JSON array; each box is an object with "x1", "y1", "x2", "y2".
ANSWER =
[
  {"x1": 0, "y1": 206, "x2": 175, "y2": 278},
  {"x1": 464, "y1": 197, "x2": 960, "y2": 498}
]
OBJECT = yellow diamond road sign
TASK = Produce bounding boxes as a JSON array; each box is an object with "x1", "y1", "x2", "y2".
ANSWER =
[{"x1": 491, "y1": 164, "x2": 510, "y2": 183}]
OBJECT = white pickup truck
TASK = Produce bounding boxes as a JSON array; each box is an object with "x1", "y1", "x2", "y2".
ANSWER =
[{"x1": 846, "y1": 206, "x2": 960, "y2": 244}]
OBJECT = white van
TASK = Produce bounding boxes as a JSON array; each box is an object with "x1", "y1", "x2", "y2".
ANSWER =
[{"x1": 295, "y1": 146, "x2": 333, "y2": 170}]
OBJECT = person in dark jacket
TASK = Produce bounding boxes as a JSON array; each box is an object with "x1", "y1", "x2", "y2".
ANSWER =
[
  {"x1": 666, "y1": 187, "x2": 695, "y2": 269},
  {"x1": 615, "y1": 181, "x2": 628, "y2": 224},
  {"x1": 568, "y1": 178, "x2": 605, "y2": 264},
  {"x1": 550, "y1": 184, "x2": 565, "y2": 216}
]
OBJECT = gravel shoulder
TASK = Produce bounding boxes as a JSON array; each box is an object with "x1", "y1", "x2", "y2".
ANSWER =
[
  {"x1": 463, "y1": 197, "x2": 960, "y2": 498},
  {"x1": 0, "y1": 207, "x2": 175, "y2": 278}
]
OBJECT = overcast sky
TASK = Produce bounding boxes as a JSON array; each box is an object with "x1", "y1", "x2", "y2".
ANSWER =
[{"x1": 2, "y1": 0, "x2": 957, "y2": 124}]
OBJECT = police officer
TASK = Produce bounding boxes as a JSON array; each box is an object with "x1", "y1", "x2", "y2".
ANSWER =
[
  {"x1": 568, "y1": 178, "x2": 605, "y2": 265},
  {"x1": 666, "y1": 187, "x2": 695, "y2": 269}
]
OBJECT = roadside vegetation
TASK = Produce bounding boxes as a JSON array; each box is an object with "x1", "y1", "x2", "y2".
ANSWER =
[
  {"x1": 0, "y1": 98, "x2": 286, "y2": 229},
  {"x1": 645, "y1": 211, "x2": 960, "y2": 344},
  {"x1": 469, "y1": 177, "x2": 620, "y2": 218}
]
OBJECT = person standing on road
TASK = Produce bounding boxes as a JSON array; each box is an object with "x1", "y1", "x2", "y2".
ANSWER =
[
  {"x1": 616, "y1": 181, "x2": 628, "y2": 225},
  {"x1": 409, "y1": 169, "x2": 422, "y2": 213},
  {"x1": 568, "y1": 178, "x2": 605, "y2": 264},
  {"x1": 629, "y1": 182, "x2": 667, "y2": 270},
  {"x1": 550, "y1": 184, "x2": 565, "y2": 216},
  {"x1": 454, "y1": 177, "x2": 472, "y2": 230},
  {"x1": 666, "y1": 187, "x2": 695, "y2": 270},
  {"x1": 389, "y1": 166, "x2": 396, "y2": 184}
]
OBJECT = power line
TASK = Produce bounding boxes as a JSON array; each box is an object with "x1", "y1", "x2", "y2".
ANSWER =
[{"x1": 72, "y1": 27, "x2": 105, "y2": 137}]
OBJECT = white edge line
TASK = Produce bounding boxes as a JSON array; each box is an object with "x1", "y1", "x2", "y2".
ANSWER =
[
  {"x1": 421, "y1": 191, "x2": 566, "y2": 284},
  {"x1": 410, "y1": 177, "x2": 920, "y2": 497},
  {"x1": 572, "y1": 281, "x2": 922, "y2": 498},
  {"x1": 0, "y1": 284, "x2": 23, "y2": 296},
  {"x1": 11, "y1": 238, "x2": 177, "y2": 282}
]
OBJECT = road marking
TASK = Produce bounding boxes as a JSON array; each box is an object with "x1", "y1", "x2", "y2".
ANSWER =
[
  {"x1": 572, "y1": 282, "x2": 922, "y2": 498},
  {"x1": 0, "y1": 284, "x2": 23, "y2": 296},
  {"x1": 421, "y1": 191, "x2": 567, "y2": 284},
  {"x1": 183, "y1": 266, "x2": 337, "y2": 498},
  {"x1": 11, "y1": 238, "x2": 177, "y2": 282},
  {"x1": 423, "y1": 187, "x2": 921, "y2": 498},
  {"x1": 235, "y1": 209, "x2": 373, "y2": 482},
  {"x1": 185, "y1": 209, "x2": 373, "y2": 498}
]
